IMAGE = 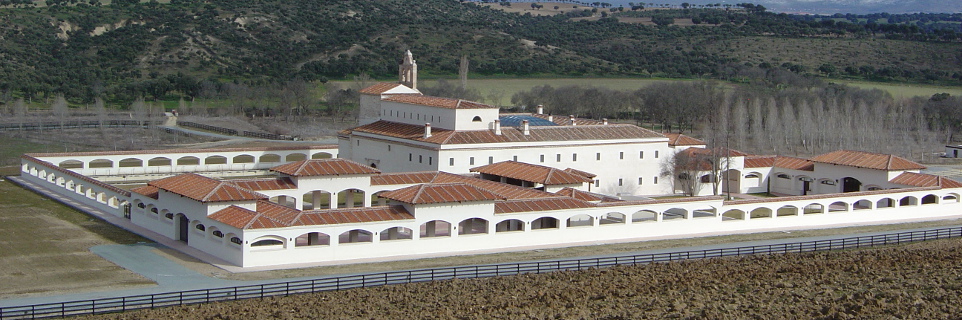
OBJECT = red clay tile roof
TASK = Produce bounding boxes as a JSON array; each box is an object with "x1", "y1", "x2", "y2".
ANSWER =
[
  {"x1": 382, "y1": 95, "x2": 496, "y2": 109},
  {"x1": 743, "y1": 156, "x2": 776, "y2": 168},
  {"x1": 553, "y1": 187, "x2": 621, "y2": 202},
  {"x1": 21, "y1": 155, "x2": 132, "y2": 197},
  {"x1": 774, "y1": 156, "x2": 815, "y2": 171},
  {"x1": 131, "y1": 185, "x2": 160, "y2": 199},
  {"x1": 563, "y1": 168, "x2": 597, "y2": 179},
  {"x1": 470, "y1": 161, "x2": 593, "y2": 185},
  {"x1": 209, "y1": 201, "x2": 414, "y2": 229},
  {"x1": 231, "y1": 178, "x2": 297, "y2": 191},
  {"x1": 593, "y1": 195, "x2": 725, "y2": 208},
  {"x1": 271, "y1": 159, "x2": 380, "y2": 177},
  {"x1": 664, "y1": 133, "x2": 707, "y2": 146},
  {"x1": 359, "y1": 82, "x2": 414, "y2": 95},
  {"x1": 148, "y1": 173, "x2": 266, "y2": 203},
  {"x1": 379, "y1": 183, "x2": 505, "y2": 204},
  {"x1": 682, "y1": 147, "x2": 751, "y2": 158},
  {"x1": 371, "y1": 171, "x2": 558, "y2": 200},
  {"x1": 810, "y1": 150, "x2": 926, "y2": 171},
  {"x1": 495, "y1": 198, "x2": 594, "y2": 213},
  {"x1": 889, "y1": 172, "x2": 962, "y2": 188},
  {"x1": 724, "y1": 187, "x2": 939, "y2": 206},
  {"x1": 347, "y1": 120, "x2": 665, "y2": 145}
]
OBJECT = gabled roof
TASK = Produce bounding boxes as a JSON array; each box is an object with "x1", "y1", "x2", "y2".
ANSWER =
[
  {"x1": 664, "y1": 133, "x2": 707, "y2": 146},
  {"x1": 379, "y1": 183, "x2": 505, "y2": 204},
  {"x1": 231, "y1": 178, "x2": 297, "y2": 191},
  {"x1": 553, "y1": 187, "x2": 620, "y2": 202},
  {"x1": 564, "y1": 168, "x2": 597, "y2": 179},
  {"x1": 889, "y1": 172, "x2": 962, "y2": 188},
  {"x1": 470, "y1": 161, "x2": 593, "y2": 185},
  {"x1": 148, "y1": 173, "x2": 266, "y2": 203},
  {"x1": 209, "y1": 201, "x2": 414, "y2": 229},
  {"x1": 371, "y1": 171, "x2": 562, "y2": 200},
  {"x1": 358, "y1": 82, "x2": 420, "y2": 95},
  {"x1": 131, "y1": 185, "x2": 160, "y2": 199},
  {"x1": 743, "y1": 156, "x2": 776, "y2": 168},
  {"x1": 382, "y1": 95, "x2": 496, "y2": 109},
  {"x1": 810, "y1": 150, "x2": 925, "y2": 171},
  {"x1": 345, "y1": 120, "x2": 665, "y2": 145},
  {"x1": 271, "y1": 159, "x2": 380, "y2": 177},
  {"x1": 682, "y1": 147, "x2": 751, "y2": 158},
  {"x1": 775, "y1": 156, "x2": 815, "y2": 171}
]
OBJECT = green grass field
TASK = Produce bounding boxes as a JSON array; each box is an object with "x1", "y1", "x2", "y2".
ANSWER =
[{"x1": 335, "y1": 77, "x2": 962, "y2": 105}]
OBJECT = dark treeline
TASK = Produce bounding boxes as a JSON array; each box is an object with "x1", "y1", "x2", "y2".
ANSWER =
[{"x1": 511, "y1": 71, "x2": 954, "y2": 160}]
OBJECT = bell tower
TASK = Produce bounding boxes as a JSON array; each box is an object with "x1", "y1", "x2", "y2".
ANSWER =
[{"x1": 399, "y1": 50, "x2": 417, "y2": 89}]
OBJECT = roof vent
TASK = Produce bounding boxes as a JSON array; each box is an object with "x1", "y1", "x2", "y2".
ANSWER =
[
  {"x1": 569, "y1": 115, "x2": 576, "y2": 126},
  {"x1": 536, "y1": 105, "x2": 544, "y2": 115},
  {"x1": 522, "y1": 120, "x2": 530, "y2": 136},
  {"x1": 603, "y1": 118, "x2": 608, "y2": 125},
  {"x1": 423, "y1": 123, "x2": 432, "y2": 139},
  {"x1": 494, "y1": 119, "x2": 502, "y2": 136}
]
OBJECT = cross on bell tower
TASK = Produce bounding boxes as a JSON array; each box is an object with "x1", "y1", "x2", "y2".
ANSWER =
[{"x1": 399, "y1": 50, "x2": 417, "y2": 90}]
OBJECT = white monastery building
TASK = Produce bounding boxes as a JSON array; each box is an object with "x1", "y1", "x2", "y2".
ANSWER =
[{"x1": 16, "y1": 52, "x2": 962, "y2": 268}]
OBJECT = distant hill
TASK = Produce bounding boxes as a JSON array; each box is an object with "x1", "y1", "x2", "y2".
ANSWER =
[
  {"x1": 597, "y1": 0, "x2": 961, "y2": 14},
  {"x1": 0, "y1": 0, "x2": 959, "y2": 103}
]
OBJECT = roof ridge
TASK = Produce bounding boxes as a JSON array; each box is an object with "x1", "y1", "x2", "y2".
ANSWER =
[{"x1": 887, "y1": 154, "x2": 894, "y2": 170}]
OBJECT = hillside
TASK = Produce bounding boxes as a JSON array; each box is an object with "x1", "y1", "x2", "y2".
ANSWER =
[{"x1": 0, "y1": 0, "x2": 959, "y2": 103}]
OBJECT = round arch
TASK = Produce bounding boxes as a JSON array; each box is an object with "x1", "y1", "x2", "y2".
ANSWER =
[
  {"x1": 804, "y1": 203, "x2": 824, "y2": 214},
  {"x1": 531, "y1": 217, "x2": 559, "y2": 230},
  {"x1": 566, "y1": 214, "x2": 594, "y2": 228},
  {"x1": 147, "y1": 157, "x2": 172, "y2": 166},
  {"x1": 232, "y1": 154, "x2": 255, "y2": 164},
  {"x1": 877, "y1": 198, "x2": 896, "y2": 208},
  {"x1": 722, "y1": 209, "x2": 746, "y2": 221},
  {"x1": 205, "y1": 155, "x2": 227, "y2": 165},
  {"x1": 295, "y1": 232, "x2": 331, "y2": 246},
  {"x1": 88, "y1": 159, "x2": 114, "y2": 168},
  {"x1": 420, "y1": 220, "x2": 451, "y2": 238},
  {"x1": 379, "y1": 227, "x2": 413, "y2": 241},
  {"x1": 458, "y1": 218, "x2": 489, "y2": 235},
  {"x1": 632, "y1": 210, "x2": 658, "y2": 223},
  {"x1": 259, "y1": 154, "x2": 281, "y2": 163},
  {"x1": 312, "y1": 152, "x2": 334, "y2": 159},
  {"x1": 250, "y1": 235, "x2": 286, "y2": 248},
  {"x1": 177, "y1": 156, "x2": 200, "y2": 166},
  {"x1": 749, "y1": 207, "x2": 772, "y2": 219},
  {"x1": 495, "y1": 219, "x2": 524, "y2": 232},
  {"x1": 286, "y1": 153, "x2": 307, "y2": 161},
  {"x1": 338, "y1": 229, "x2": 373, "y2": 244},
  {"x1": 776, "y1": 205, "x2": 798, "y2": 217},
  {"x1": 600, "y1": 212, "x2": 626, "y2": 225},
  {"x1": 59, "y1": 160, "x2": 84, "y2": 169},
  {"x1": 663, "y1": 208, "x2": 688, "y2": 220}
]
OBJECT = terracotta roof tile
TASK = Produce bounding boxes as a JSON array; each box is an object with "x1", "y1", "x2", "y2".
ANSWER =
[
  {"x1": 774, "y1": 156, "x2": 815, "y2": 171},
  {"x1": 208, "y1": 205, "x2": 260, "y2": 229},
  {"x1": 664, "y1": 133, "x2": 707, "y2": 146},
  {"x1": 359, "y1": 82, "x2": 413, "y2": 95},
  {"x1": 382, "y1": 95, "x2": 496, "y2": 109},
  {"x1": 293, "y1": 206, "x2": 413, "y2": 226},
  {"x1": 890, "y1": 172, "x2": 962, "y2": 188},
  {"x1": 743, "y1": 156, "x2": 776, "y2": 168},
  {"x1": 593, "y1": 196, "x2": 725, "y2": 207},
  {"x1": 231, "y1": 178, "x2": 297, "y2": 191},
  {"x1": 148, "y1": 173, "x2": 266, "y2": 203},
  {"x1": 553, "y1": 187, "x2": 620, "y2": 202},
  {"x1": 271, "y1": 159, "x2": 380, "y2": 177},
  {"x1": 495, "y1": 198, "x2": 595, "y2": 214},
  {"x1": 20, "y1": 155, "x2": 132, "y2": 197},
  {"x1": 379, "y1": 183, "x2": 505, "y2": 204},
  {"x1": 470, "y1": 161, "x2": 593, "y2": 185},
  {"x1": 563, "y1": 168, "x2": 597, "y2": 179},
  {"x1": 810, "y1": 150, "x2": 926, "y2": 171},
  {"x1": 130, "y1": 185, "x2": 160, "y2": 199},
  {"x1": 347, "y1": 121, "x2": 665, "y2": 145},
  {"x1": 370, "y1": 171, "x2": 441, "y2": 186},
  {"x1": 208, "y1": 201, "x2": 414, "y2": 230}
]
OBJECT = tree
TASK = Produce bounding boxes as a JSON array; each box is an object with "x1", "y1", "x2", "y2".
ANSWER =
[{"x1": 661, "y1": 149, "x2": 716, "y2": 196}]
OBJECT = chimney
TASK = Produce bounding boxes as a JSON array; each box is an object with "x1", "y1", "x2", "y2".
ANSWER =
[
  {"x1": 423, "y1": 123, "x2": 432, "y2": 139},
  {"x1": 522, "y1": 120, "x2": 530, "y2": 136},
  {"x1": 536, "y1": 105, "x2": 544, "y2": 115},
  {"x1": 602, "y1": 118, "x2": 609, "y2": 125},
  {"x1": 494, "y1": 119, "x2": 502, "y2": 135},
  {"x1": 569, "y1": 115, "x2": 576, "y2": 126},
  {"x1": 547, "y1": 114, "x2": 553, "y2": 122}
]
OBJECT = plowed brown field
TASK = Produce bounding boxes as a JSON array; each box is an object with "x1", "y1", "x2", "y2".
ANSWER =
[{"x1": 82, "y1": 238, "x2": 962, "y2": 319}]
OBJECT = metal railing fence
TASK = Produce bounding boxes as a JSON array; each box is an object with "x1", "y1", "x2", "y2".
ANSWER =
[{"x1": 2, "y1": 226, "x2": 960, "y2": 319}]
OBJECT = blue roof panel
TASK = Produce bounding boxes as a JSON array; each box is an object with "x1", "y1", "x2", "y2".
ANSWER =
[{"x1": 499, "y1": 115, "x2": 558, "y2": 127}]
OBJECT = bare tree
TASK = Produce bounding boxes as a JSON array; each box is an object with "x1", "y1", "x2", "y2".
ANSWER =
[
  {"x1": 661, "y1": 149, "x2": 716, "y2": 196},
  {"x1": 94, "y1": 97, "x2": 107, "y2": 127},
  {"x1": 131, "y1": 97, "x2": 148, "y2": 119},
  {"x1": 459, "y1": 55, "x2": 469, "y2": 89}
]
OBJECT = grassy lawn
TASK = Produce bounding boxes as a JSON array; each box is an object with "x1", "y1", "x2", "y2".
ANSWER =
[{"x1": 0, "y1": 166, "x2": 154, "y2": 298}]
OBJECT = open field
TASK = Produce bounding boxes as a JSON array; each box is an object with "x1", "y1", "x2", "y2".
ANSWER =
[
  {"x1": 79, "y1": 237, "x2": 962, "y2": 319},
  {"x1": 333, "y1": 78, "x2": 962, "y2": 106},
  {"x1": 0, "y1": 167, "x2": 153, "y2": 299}
]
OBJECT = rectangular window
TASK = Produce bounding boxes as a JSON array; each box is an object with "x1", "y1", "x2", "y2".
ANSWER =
[
  {"x1": 419, "y1": 155, "x2": 423, "y2": 163},
  {"x1": 595, "y1": 180, "x2": 600, "y2": 187},
  {"x1": 388, "y1": 145, "x2": 392, "y2": 151},
  {"x1": 428, "y1": 157, "x2": 432, "y2": 165},
  {"x1": 654, "y1": 176, "x2": 658, "y2": 184},
  {"x1": 640, "y1": 151, "x2": 644, "y2": 159},
  {"x1": 556, "y1": 154, "x2": 561, "y2": 162},
  {"x1": 488, "y1": 156, "x2": 494, "y2": 164},
  {"x1": 357, "y1": 140, "x2": 360, "y2": 146},
  {"x1": 409, "y1": 153, "x2": 412, "y2": 161},
  {"x1": 638, "y1": 177, "x2": 643, "y2": 185},
  {"x1": 449, "y1": 158, "x2": 455, "y2": 166},
  {"x1": 540, "y1": 155, "x2": 545, "y2": 163},
  {"x1": 513, "y1": 155, "x2": 518, "y2": 161},
  {"x1": 618, "y1": 179, "x2": 623, "y2": 186},
  {"x1": 470, "y1": 157, "x2": 475, "y2": 165},
  {"x1": 596, "y1": 153, "x2": 601, "y2": 161},
  {"x1": 619, "y1": 152, "x2": 624, "y2": 160},
  {"x1": 572, "y1": 154, "x2": 578, "y2": 162},
  {"x1": 655, "y1": 151, "x2": 659, "y2": 158}
]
